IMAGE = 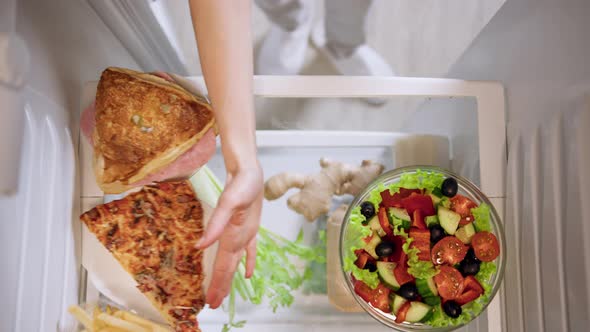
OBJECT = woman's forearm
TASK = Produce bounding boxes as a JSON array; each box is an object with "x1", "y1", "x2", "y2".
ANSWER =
[{"x1": 189, "y1": 0, "x2": 257, "y2": 172}]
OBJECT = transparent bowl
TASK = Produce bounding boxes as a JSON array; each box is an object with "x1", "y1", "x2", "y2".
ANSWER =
[{"x1": 339, "y1": 166, "x2": 506, "y2": 331}]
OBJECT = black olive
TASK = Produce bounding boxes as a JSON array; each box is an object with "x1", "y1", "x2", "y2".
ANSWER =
[
  {"x1": 465, "y1": 247, "x2": 481, "y2": 264},
  {"x1": 375, "y1": 242, "x2": 395, "y2": 257},
  {"x1": 459, "y1": 259, "x2": 480, "y2": 276},
  {"x1": 360, "y1": 201, "x2": 376, "y2": 220},
  {"x1": 365, "y1": 261, "x2": 377, "y2": 272},
  {"x1": 397, "y1": 283, "x2": 419, "y2": 301},
  {"x1": 443, "y1": 300, "x2": 462, "y2": 318},
  {"x1": 441, "y1": 177, "x2": 459, "y2": 197},
  {"x1": 429, "y1": 224, "x2": 446, "y2": 244}
]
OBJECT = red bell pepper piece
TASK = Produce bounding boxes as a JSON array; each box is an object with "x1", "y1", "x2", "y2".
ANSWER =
[
  {"x1": 378, "y1": 207, "x2": 394, "y2": 237},
  {"x1": 401, "y1": 193, "x2": 436, "y2": 216},
  {"x1": 411, "y1": 209, "x2": 427, "y2": 230},
  {"x1": 354, "y1": 280, "x2": 391, "y2": 313},
  {"x1": 409, "y1": 228, "x2": 431, "y2": 261},
  {"x1": 455, "y1": 276, "x2": 484, "y2": 305},
  {"x1": 380, "y1": 188, "x2": 422, "y2": 208},
  {"x1": 394, "y1": 251, "x2": 415, "y2": 285},
  {"x1": 395, "y1": 301, "x2": 411, "y2": 323},
  {"x1": 354, "y1": 250, "x2": 375, "y2": 269},
  {"x1": 456, "y1": 289, "x2": 482, "y2": 306},
  {"x1": 463, "y1": 275, "x2": 484, "y2": 294},
  {"x1": 386, "y1": 235, "x2": 405, "y2": 263}
]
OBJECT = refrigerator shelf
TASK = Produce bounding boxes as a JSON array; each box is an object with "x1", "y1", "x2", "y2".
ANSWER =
[{"x1": 75, "y1": 76, "x2": 506, "y2": 332}]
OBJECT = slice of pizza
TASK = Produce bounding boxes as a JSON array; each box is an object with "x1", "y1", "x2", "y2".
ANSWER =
[{"x1": 80, "y1": 180, "x2": 205, "y2": 332}]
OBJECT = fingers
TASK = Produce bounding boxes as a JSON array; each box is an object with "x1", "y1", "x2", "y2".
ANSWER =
[
  {"x1": 244, "y1": 191, "x2": 262, "y2": 277},
  {"x1": 197, "y1": 191, "x2": 235, "y2": 249},
  {"x1": 245, "y1": 237, "x2": 256, "y2": 278},
  {"x1": 201, "y1": 169, "x2": 264, "y2": 306},
  {"x1": 206, "y1": 247, "x2": 242, "y2": 309},
  {"x1": 197, "y1": 173, "x2": 255, "y2": 249}
]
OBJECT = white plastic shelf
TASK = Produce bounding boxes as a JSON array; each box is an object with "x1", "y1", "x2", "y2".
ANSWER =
[{"x1": 74, "y1": 76, "x2": 506, "y2": 332}]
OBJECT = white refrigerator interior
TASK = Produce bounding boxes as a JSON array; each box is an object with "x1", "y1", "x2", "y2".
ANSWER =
[{"x1": 1, "y1": 0, "x2": 589, "y2": 331}]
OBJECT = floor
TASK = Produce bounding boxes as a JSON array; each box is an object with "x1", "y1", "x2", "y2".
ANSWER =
[{"x1": 154, "y1": 0, "x2": 505, "y2": 131}]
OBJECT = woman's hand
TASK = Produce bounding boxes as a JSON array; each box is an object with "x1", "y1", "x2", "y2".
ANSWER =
[
  {"x1": 196, "y1": 162, "x2": 263, "y2": 309},
  {"x1": 189, "y1": 0, "x2": 258, "y2": 308}
]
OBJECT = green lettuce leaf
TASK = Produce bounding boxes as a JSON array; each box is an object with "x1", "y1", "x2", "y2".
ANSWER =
[
  {"x1": 402, "y1": 237, "x2": 439, "y2": 279},
  {"x1": 472, "y1": 203, "x2": 492, "y2": 232},
  {"x1": 389, "y1": 169, "x2": 445, "y2": 194},
  {"x1": 424, "y1": 261, "x2": 497, "y2": 327},
  {"x1": 343, "y1": 206, "x2": 380, "y2": 289},
  {"x1": 407, "y1": 260, "x2": 439, "y2": 279},
  {"x1": 425, "y1": 304, "x2": 473, "y2": 328},
  {"x1": 389, "y1": 212, "x2": 408, "y2": 238},
  {"x1": 389, "y1": 203, "x2": 439, "y2": 279},
  {"x1": 476, "y1": 261, "x2": 496, "y2": 290},
  {"x1": 368, "y1": 183, "x2": 385, "y2": 208}
]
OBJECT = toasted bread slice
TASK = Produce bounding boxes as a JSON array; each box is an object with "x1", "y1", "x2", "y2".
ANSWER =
[
  {"x1": 80, "y1": 181, "x2": 205, "y2": 332},
  {"x1": 93, "y1": 67, "x2": 215, "y2": 194}
]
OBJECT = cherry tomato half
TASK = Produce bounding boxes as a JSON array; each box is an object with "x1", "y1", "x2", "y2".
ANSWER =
[
  {"x1": 471, "y1": 231, "x2": 500, "y2": 262},
  {"x1": 431, "y1": 236, "x2": 468, "y2": 265},
  {"x1": 434, "y1": 266, "x2": 465, "y2": 300}
]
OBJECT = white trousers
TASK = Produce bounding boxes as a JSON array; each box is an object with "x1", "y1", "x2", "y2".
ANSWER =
[{"x1": 256, "y1": 0, "x2": 374, "y2": 54}]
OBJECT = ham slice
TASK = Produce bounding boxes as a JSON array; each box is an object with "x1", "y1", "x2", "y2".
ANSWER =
[
  {"x1": 80, "y1": 101, "x2": 216, "y2": 188},
  {"x1": 80, "y1": 101, "x2": 96, "y2": 144}
]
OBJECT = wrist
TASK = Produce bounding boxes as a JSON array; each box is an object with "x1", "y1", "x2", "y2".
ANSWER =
[{"x1": 221, "y1": 137, "x2": 259, "y2": 174}]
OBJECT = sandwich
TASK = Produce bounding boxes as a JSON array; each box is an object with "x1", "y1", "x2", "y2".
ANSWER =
[
  {"x1": 80, "y1": 180, "x2": 206, "y2": 332},
  {"x1": 80, "y1": 67, "x2": 216, "y2": 194}
]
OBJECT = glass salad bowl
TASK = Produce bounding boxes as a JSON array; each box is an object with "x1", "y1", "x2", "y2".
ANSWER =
[{"x1": 339, "y1": 166, "x2": 505, "y2": 331}]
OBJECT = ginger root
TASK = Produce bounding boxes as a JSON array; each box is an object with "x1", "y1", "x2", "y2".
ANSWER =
[{"x1": 264, "y1": 158, "x2": 384, "y2": 221}]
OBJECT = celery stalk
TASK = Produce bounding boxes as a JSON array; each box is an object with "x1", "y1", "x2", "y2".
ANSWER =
[{"x1": 190, "y1": 166, "x2": 326, "y2": 331}]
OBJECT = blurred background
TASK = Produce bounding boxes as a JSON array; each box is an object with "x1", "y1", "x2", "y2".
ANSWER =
[{"x1": 88, "y1": 0, "x2": 504, "y2": 131}]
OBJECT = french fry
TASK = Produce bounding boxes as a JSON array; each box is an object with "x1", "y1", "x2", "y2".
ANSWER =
[
  {"x1": 106, "y1": 305, "x2": 116, "y2": 315},
  {"x1": 68, "y1": 305, "x2": 93, "y2": 331},
  {"x1": 93, "y1": 307, "x2": 107, "y2": 330},
  {"x1": 69, "y1": 303, "x2": 171, "y2": 332},
  {"x1": 97, "y1": 327, "x2": 127, "y2": 332},
  {"x1": 97, "y1": 313, "x2": 149, "y2": 332},
  {"x1": 117, "y1": 310, "x2": 171, "y2": 332}
]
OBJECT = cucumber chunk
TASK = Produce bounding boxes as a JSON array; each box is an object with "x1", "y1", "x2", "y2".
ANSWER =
[
  {"x1": 392, "y1": 294, "x2": 407, "y2": 314},
  {"x1": 425, "y1": 215, "x2": 439, "y2": 227},
  {"x1": 416, "y1": 277, "x2": 438, "y2": 297},
  {"x1": 376, "y1": 262, "x2": 400, "y2": 290},
  {"x1": 428, "y1": 193, "x2": 442, "y2": 206},
  {"x1": 419, "y1": 304, "x2": 435, "y2": 322},
  {"x1": 368, "y1": 216, "x2": 386, "y2": 237},
  {"x1": 401, "y1": 220, "x2": 411, "y2": 230},
  {"x1": 423, "y1": 296, "x2": 441, "y2": 306},
  {"x1": 389, "y1": 207, "x2": 411, "y2": 221},
  {"x1": 405, "y1": 302, "x2": 432, "y2": 323},
  {"x1": 439, "y1": 197, "x2": 451, "y2": 209},
  {"x1": 455, "y1": 223, "x2": 476, "y2": 244},
  {"x1": 438, "y1": 206, "x2": 461, "y2": 235},
  {"x1": 363, "y1": 232, "x2": 382, "y2": 259}
]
